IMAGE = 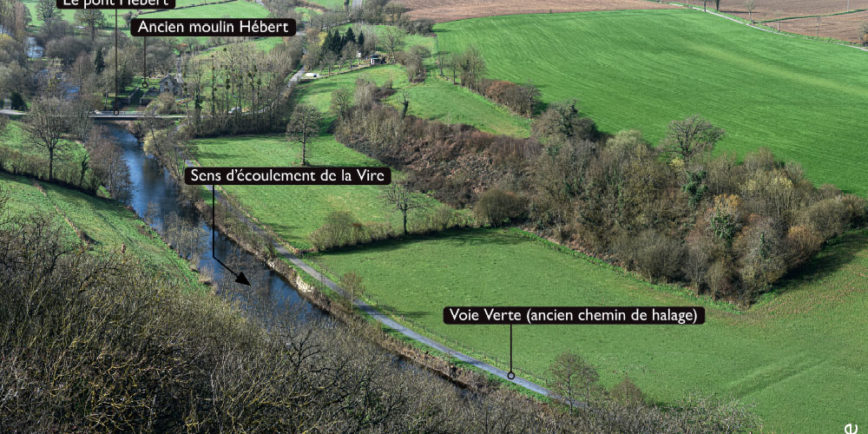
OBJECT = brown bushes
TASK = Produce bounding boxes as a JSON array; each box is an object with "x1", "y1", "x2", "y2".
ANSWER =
[
  {"x1": 309, "y1": 207, "x2": 474, "y2": 251},
  {"x1": 335, "y1": 80, "x2": 865, "y2": 303},
  {"x1": 474, "y1": 188, "x2": 528, "y2": 226},
  {"x1": 479, "y1": 78, "x2": 541, "y2": 117},
  {"x1": 617, "y1": 230, "x2": 685, "y2": 282},
  {"x1": 336, "y1": 83, "x2": 538, "y2": 208},
  {"x1": 309, "y1": 211, "x2": 394, "y2": 250}
]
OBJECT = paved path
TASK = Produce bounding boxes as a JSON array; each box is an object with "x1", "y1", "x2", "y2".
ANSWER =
[
  {"x1": 187, "y1": 61, "x2": 574, "y2": 405},
  {"x1": 282, "y1": 245, "x2": 561, "y2": 398},
  {"x1": 289, "y1": 66, "x2": 306, "y2": 85},
  {"x1": 199, "y1": 180, "x2": 571, "y2": 403}
]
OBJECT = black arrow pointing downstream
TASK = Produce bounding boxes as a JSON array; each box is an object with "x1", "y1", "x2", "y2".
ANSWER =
[{"x1": 211, "y1": 186, "x2": 250, "y2": 286}]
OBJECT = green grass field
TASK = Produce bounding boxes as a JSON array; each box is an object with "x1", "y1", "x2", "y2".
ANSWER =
[
  {"x1": 311, "y1": 227, "x2": 867, "y2": 432},
  {"x1": 304, "y1": 0, "x2": 345, "y2": 10},
  {"x1": 295, "y1": 6, "x2": 321, "y2": 21},
  {"x1": 438, "y1": 9, "x2": 868, "y2": 195},
  {"x1": 23, "y1": 0, "x2": 231, "y2": 28},
  {"x1": 23, "y1": 0, "x2": 114, "y2": 28},
  {"x1": 0, "y1": 121, "x2": 88, "y2": 167},
  {"x1": 0, "y1": 172, "x2": 203, "y2": 291},
  {"x1": 296, "y1": 64, "x2": 531, "y2": 137},
  {"x1": 144, "y1": 0, "x2": 269, "y2": 19},
  {"x1": 191, "y1": 134, "x2": 439, "y2": 250}
]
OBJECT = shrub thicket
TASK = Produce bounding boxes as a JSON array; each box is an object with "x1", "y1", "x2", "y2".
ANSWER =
[
  {"x1": 335, "y1": 80, "x2": 866, "y2": 303},
  {"x1": 475, "y1": 188, "x2": 528, "y2": 226}
]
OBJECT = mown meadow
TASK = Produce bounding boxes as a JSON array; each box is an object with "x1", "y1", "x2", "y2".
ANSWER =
[
  {"x1": 311, "y1": 227, "x2": 868, "y2": 433},
  {"x1": 191, "y1": 134, "x2": 441, "y2": 250},
  {"x1": 438, "y1": 9, "x2": 868, "y2": 194},
  {"x1": 185, "y1": 8, "x2": 868, "y2": 431},
  {"x1": 295, "y1": 64, "x2": 531, "y2": 137}
]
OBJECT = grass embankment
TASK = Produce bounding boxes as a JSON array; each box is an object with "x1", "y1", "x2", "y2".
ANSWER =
[
  {"x1": 296, "y1": 64, "x2": 531, "y2": 137},
  {"x1": 310, "y1": 227, "x2": 868, "y2": 432},
  {"x1": 303, "y1": 0, "x2": 344, "y2": 9},
  {"x1": 438, "y1": 9, "x2": 868, "y2": 194},
  {"x1": 0, "y1": 172, "x2": 203, "y2": 292},
  {"x1": 0, "y1": 121, "x2": 86, "y2": 160},
  {"x1": 191, "y1": 135, "x2": 440, "y2": 250},
  {"x1": 144, "y1": 0, "x2": 269, "y2": 19},
  {"x1": 295, "y1": 6, "x2": 321, "y2": 21}
]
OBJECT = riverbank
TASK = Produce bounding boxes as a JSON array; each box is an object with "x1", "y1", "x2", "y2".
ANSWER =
[
  {"x1": 126, "y1": 119, "x2": 526, "y2": 396},
  {"x1": 192, "y1": 186, "x2": 520, "y2": 395}
]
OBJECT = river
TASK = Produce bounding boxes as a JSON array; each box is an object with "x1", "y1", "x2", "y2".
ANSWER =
[
  {"x1": 112, "y1": 124, "x2": 469, "y2": 394},
  {"x1": 111, "y1": 125, "x2": 321, "y2": 322}
]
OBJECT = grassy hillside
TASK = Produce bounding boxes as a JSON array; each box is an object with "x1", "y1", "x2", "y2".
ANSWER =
[
  {"x1": 304, "y1": 0, "x2": 345, "y2": 9},
  {"x1": 0, "y1": 121, "x2": 85, "y2": 159},
  {"x1": 191, "y1": 134, "x2": 439, "y2": 250},
  {"x1": 312, "y1": 227, "x2": 868, "y2": 432},
  {"x1": 144, "y1": 0, "x2": 270, "y2": 19},
  {"x1": 0, "y1": 173, "x2": 203, "y2": 291},
  {"x1": 296, "y1": 65, "x2": 531, "y2": 137},
  {"x1": 438, "y1": 9, "x2": 868, "y2": 194}
]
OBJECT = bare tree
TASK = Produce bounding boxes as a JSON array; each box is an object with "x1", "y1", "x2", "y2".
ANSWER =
[
  {"x1": 323, "y1": 51, "x2": 338, "y2": 77},
  {"x1": 86, "y1": 126, "x2": 131, "y2": 199},
  {"x1": 37, "y1": 0, "x2": 57, "y2": 24},
  {"x1": 455, "y1": 46, "x2": 486, "y2": 91},
  {"x1": 24, "y1": 97, "x2": 69, "y2": 181},
  {"x1": 382, "y1": 183, "x2": 424, "y2": 235},
  {"x1": 745, "y1": 0, "x2": 756, "y2": 23},
  {"x1": 862, "y1": 22, "x2": 868, "y2": 46},
  {"x1": 74, "y1": 9, "x2": 104, "y2": 42},
  {"x1": 286, "y1": 104, "x2": 322, "y2": 166},
  {"x1": 383, "y1": 27, "x2": 404, "y2": 63},
  {"x1": 330, "y1": 87, "x2": 353, "y2": 121},
  {"x1": 399, "y1": 89, "x2": 409, "y2": 119},
  {"x1": 662, "y1": 115, "x2": 724, "y2": 165},
  {"x1": 547, "y1": 351, "x2": 600, "y2": 415}
]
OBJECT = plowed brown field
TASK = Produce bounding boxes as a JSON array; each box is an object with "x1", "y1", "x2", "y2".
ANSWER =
[{"x1": 683, "y1": 0, "x2": 868, "y2": 42}]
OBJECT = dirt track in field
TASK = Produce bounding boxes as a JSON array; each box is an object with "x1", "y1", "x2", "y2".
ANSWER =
[
  {"x1": 771, "y1": 11, "x2": 868, "y2": 43},
  {"x1": 682, "y1": 0, "x2": 868, "y2": 42},
  {"x1": 395, "y1": 0, "x2": 675, "y2": 22}
]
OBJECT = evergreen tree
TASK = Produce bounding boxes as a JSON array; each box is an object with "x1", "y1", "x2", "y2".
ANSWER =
[
  {"x1": 330, "y1": 30, "x2": 342, "y2": 53},
  {"x1": 10, "y1": 92, "x2": 25, "y2": 111},
  {"x1": 323, "y1": 30, "x2": 335, "y2": 54},
  {"x1": 345, "y1": 28, "x2": 356, "y2": 46},
  {"x1": 94, "y1": 49, "x2": 105, "y2": 75},
  {"x1": 357, "y1": 32, "x2": 365, "y2": 54}
]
